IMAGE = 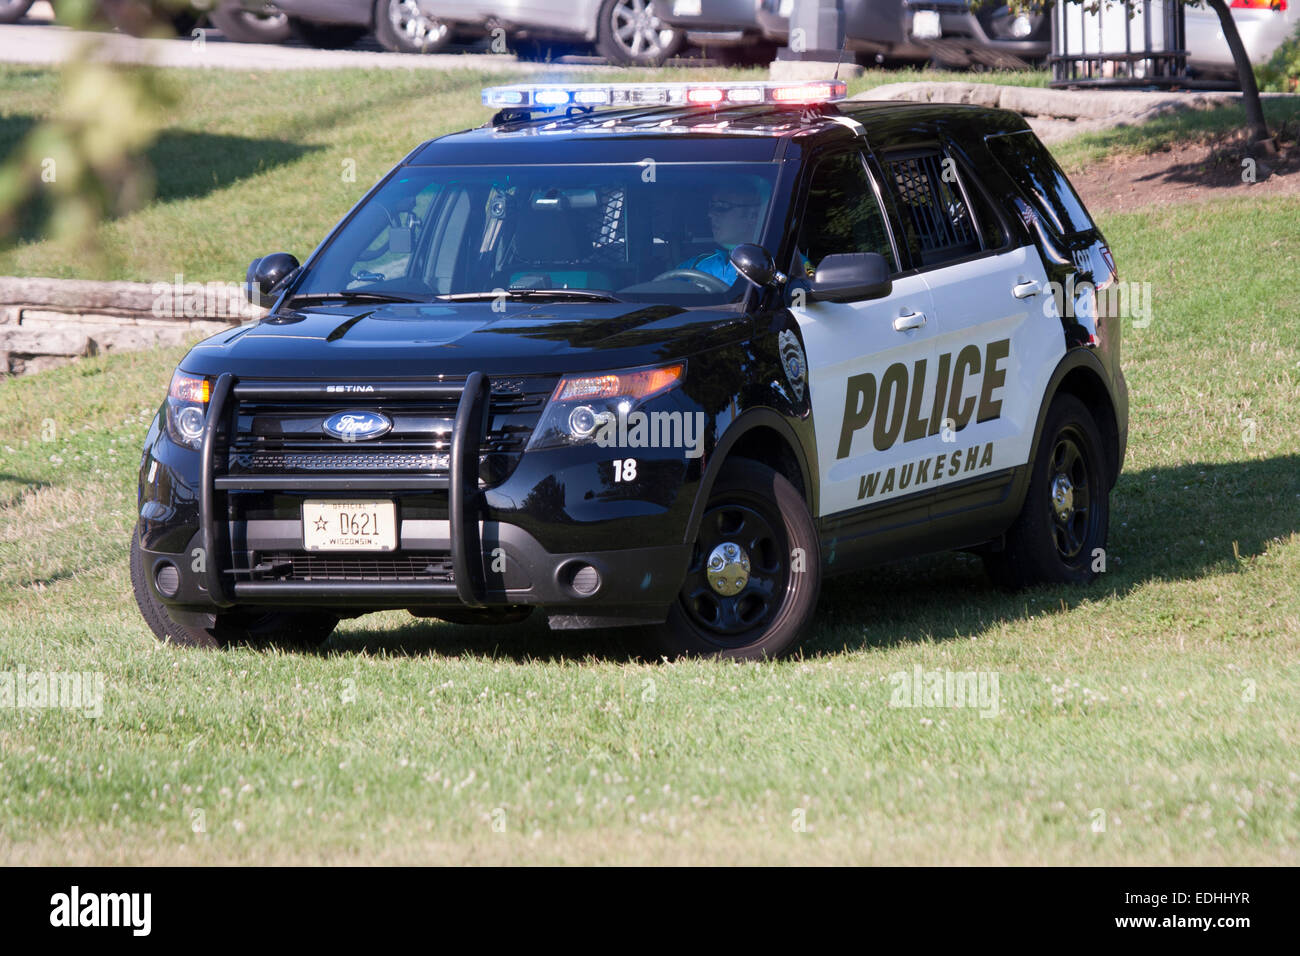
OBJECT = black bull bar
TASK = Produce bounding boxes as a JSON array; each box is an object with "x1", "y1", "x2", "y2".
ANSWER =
[{"x1": 198, "y1": 371, "x2": 492, "y2": 609}]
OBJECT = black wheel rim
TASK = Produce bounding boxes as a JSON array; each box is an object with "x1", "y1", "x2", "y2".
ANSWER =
[
  {"x1": 679, "y1": 497, "x2": 788, "y2": 647},
  {"x1": 1047, "y1": 427, "x2": 1096, "y2": 562}
]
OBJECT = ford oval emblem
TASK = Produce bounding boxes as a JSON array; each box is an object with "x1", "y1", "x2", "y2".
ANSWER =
[{"x1": 323, "y1": 410, "x2": 392, "y2": 442}]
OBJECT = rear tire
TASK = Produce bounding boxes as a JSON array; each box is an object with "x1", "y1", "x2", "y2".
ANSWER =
[
  {"x1": 288, "y1": 16, "x2": 367, "y2": 49},
  {"x1": 209, "y1": 1, "x2": 291, "y2": 44},
  {"x1": 646, "y1": 459, "x2": 820, "y2": 660},
  {"x1": 594, "y1": 0, "x2": 684, "y2": 66},
  {"x1": 984, "y1": 394, "x2": 1110, "y2": 588},
  {"x1": 131, "y1": 528, "x2": 338, "y2": 649}
]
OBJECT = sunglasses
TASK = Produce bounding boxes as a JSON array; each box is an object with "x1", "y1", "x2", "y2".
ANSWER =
[{"x1": 708, "y1": 200, "x2": 760, "y2": 214}]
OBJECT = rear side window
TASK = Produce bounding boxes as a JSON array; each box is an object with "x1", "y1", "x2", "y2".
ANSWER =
[
  {"x1": 986, "y1": 131, "x2": 1096, "y2": 238},
  {"x1": 880, "y1": 149, "x2": 982, "y2": 268}
]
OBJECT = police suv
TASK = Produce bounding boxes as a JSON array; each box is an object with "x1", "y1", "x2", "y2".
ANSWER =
[{"x1": 131, "y1": 80, "x2": 1127, "y2": 659}]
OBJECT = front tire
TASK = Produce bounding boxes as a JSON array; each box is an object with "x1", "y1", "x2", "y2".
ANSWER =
[
  {"x1": 373, "y1": 0, "x2": 451, "y2": 54},
  {"x1": 647, "y1": 459, "x2": 820, "y2": 660},
  {"x1": 130, "y1": 528, "x2": 338, "y2": 649},
  {"x1": 594, "y1": 0, "x2": 684, "y2": 66},
  {"x1": 985, "y1": 394, "x2": 1110, "y2": 588}
]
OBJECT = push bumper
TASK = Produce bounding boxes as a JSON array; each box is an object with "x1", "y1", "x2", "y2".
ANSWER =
[{"x1": 141, "y1": 370, "x2": 691, "y2": 627}]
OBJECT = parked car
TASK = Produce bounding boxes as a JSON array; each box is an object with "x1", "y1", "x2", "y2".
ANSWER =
[
  {"x1": 658, "y1": 0, "x2": 777, "y2": 64},
  {"x1": 1185, "y1": 0, "x2": 1299, "y2": 79},
  {"x1": 904, "y1": 1, "x2": 1049, "y2": 69},
  {"x1": 756, "y1": 0, "x2": 929, "y2": 64},
  {"x1": 274, "y1": 0, "x2": 456, "y2": 52},
  {"x1": 422, "y1": 0, "x2": 684, "y2": 66}
]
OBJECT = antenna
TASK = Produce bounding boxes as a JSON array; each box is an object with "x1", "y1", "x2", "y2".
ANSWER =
[{"x1": 831, "y1": 31, "x2": 849, "y2": 82}]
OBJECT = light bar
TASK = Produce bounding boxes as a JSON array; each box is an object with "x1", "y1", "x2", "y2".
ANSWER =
[{"x1": 481, "y1": 80, "x2": 847, "y2": 112}]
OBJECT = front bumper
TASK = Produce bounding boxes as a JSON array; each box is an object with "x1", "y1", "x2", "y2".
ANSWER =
[
  {"x1": 905, "y1": 6, "x2": 1049, "y2": 68},
  {"x1": 138, "y1": 371, "x2": 698, "y2": 628}
]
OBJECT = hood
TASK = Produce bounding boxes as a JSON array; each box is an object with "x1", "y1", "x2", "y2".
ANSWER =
[{"x1": 180, "y1": 300, "x2": 750, "y2": 379}]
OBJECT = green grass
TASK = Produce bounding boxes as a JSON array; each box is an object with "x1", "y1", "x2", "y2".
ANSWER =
[
  {"x1": 0, "y1": 63, "x2": 1046, "y2": 284},
  {"x1": 1, "y1": 62, "x2": 1298, "y2": 864},
  {"x1": 1051, "y1": 97, "x2": 1300, "y2": 173},
  {"x1": 1, "y1": 183, "x2": 1298, "y2": 862}
]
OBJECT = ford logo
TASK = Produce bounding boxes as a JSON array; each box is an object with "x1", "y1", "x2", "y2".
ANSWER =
[{"x1": 323, "y1": 410, "x2": 392, "y2": 442}]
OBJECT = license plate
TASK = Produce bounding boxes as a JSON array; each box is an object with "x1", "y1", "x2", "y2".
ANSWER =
[
  {"x1": 672, "y1": 0, "x2": 701, "y2": 15},
  {"x1": 912, "y1": 10, "x2": 942, "y2": 39},
  {"x1": 302, "y1": 500, "x2": 397, "y2": 552}
]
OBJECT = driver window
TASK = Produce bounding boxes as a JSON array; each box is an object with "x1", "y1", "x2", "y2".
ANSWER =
[
  {"x1": 346, "y1": 182, "x2": 440, "y2": 288},
  {"x1": 797, "y1": 151, "x2": 895, "y2": 277}
]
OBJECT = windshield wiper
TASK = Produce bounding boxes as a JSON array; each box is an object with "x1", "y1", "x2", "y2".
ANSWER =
[
  {"x1": 289, "y1": 291, "x2": 425, "y2": 305},
  {"x1": 437, "y1": 289, "x2": 623, "y2": 303}
]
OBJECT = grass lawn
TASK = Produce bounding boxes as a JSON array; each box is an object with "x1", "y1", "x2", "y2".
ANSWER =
[{"x1": 0, "y1": 66, "x2": 1298, "y2": 865}]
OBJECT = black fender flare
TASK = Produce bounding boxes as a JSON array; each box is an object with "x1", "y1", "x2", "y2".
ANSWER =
[
  {"x1": 682, "y1": 408, "x2": 816, "y2": 546},
  {"x1": 1026, "y1": 346, "x2": 1124, "y2": 492}
]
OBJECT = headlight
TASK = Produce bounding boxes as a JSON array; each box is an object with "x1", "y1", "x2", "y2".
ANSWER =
[
  {"x1": 527, "y1": 363, "x2": 685, "y2": 452},
  {"x1": 165, "y1": 370, "x2": 211, "y2": 450}
]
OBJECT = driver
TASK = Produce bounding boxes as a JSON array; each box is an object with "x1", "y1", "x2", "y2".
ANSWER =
[{"x1": 675, "y1": 180, "x2": 765, "y2": 285}]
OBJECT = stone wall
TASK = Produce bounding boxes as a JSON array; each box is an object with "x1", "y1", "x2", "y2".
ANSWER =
[{"x1": 0, "y1": 276, "x2": 263, "y2": 377}]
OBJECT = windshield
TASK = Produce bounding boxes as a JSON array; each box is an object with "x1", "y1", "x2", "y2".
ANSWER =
[{"x1": 293, "y1": 163, "x2": 780, "y2": 306}]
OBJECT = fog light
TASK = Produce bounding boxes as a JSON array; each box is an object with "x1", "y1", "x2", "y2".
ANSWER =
[
  {"x1": 155, "y1": 562, "x2": 180, "y2": 597},
  {"x1": 570, "y1": 564, "x2": 601, "y2": 596}
]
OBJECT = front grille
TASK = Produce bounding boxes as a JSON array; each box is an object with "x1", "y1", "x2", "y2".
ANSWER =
[
  {"x1": 223, "y1": 376, "x2": 554, "y2": 484},
  {"x1": 231, "y1": 451, "x2": 450, "y2": 472},
  {"x1": 246, "y1": 552, "x2": 455, "y2": 583}
]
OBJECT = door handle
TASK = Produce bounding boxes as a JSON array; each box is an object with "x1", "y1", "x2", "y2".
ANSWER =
[
  {"x1": 893, "y1": 310, "x2": 927, "y2": 332},
  {"x1": 1013, "y1": 279, "x2": 1042, "y2": 299}
]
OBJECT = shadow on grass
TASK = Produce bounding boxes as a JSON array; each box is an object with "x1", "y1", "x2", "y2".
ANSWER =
[
  {"x1": 0, "y1": 474, "x2": 51, "y2": 511},
  {"x1": 0, "y1": 116, "x2": 318, "y2": 243},
  {"x1": 320, "y1": 454, "x2": 1300, "y2": 662}
]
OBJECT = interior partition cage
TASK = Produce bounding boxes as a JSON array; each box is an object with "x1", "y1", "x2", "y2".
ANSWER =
[{"x1": 1051, "y1": 0, "x2": 1188, "y2": 87}]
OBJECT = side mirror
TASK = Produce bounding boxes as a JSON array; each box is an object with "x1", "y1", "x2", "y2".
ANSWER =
[
  {"x1": 809, "y1": 252, "x2": 892, "y2": 303},
  {"x1": 245, "y1": 252, "x2": 300, "y2": 305},
  {"x1": 729, "y1": 243, "x2": 785, "y2": 289}
]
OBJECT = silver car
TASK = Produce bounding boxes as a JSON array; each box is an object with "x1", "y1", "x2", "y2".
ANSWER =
[
  {"x1": 422, "y1": 0, "x2": 684, "y2": 64},
  {"x1": 1185, "y1": 1, "x2": 1300, "y2": 79}
]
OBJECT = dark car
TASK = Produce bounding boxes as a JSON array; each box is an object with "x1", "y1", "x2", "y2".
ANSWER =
[
  {"x1": 904, "y1": 1, "x2": 1050, "y2": 69},
  {"x1": 132, "y1": 79, "x2": 1128, "y2": 659},
  {"x1": 657, "y1": 0, "x2": 777, "y2": 64},
  {"x1": 756, "y1": 0, "x2": 930, "y2": 64}
]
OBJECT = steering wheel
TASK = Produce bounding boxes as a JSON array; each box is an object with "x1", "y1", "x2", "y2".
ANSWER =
[{"x1": 652, "y1": 268, "x2": 731, "y2": 293}]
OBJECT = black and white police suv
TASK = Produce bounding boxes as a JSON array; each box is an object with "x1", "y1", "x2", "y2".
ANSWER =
[{"x1": 131, "y1": 79, "x2": 1127, "y2": 659}]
